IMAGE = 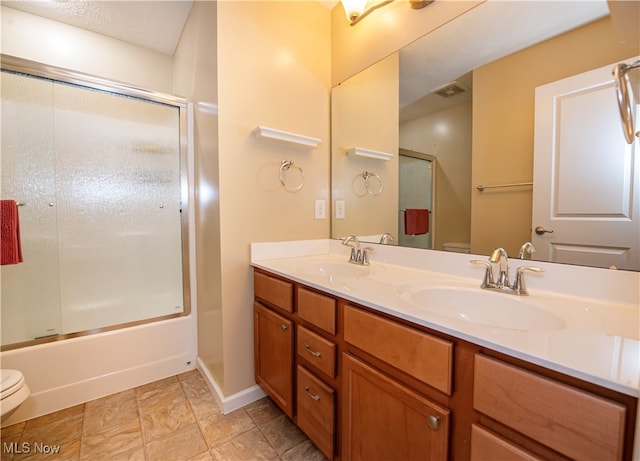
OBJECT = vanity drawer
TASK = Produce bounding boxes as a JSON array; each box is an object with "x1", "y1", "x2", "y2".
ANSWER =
[
  {"x1": 297, "y1": 365, "x2": 335, "y2": 460},
  {"x1": 254, "y1": 271, "x2": 293, "y2": 313},
  {"x1": 470, "y1": 425, "x2": 542, "y2": 461},
  {"x1": 473, "y1": 355, "x2": 626, "y2": 461},
  {"x1": 297, "y1": 325, "x2": 337, "y2": 378},
  {"x1": 343, "y1": 305, "x2": 453, "y2": 395},
  {"x1": 297, "y1": 287, "x2": 336, "y2": 335}
]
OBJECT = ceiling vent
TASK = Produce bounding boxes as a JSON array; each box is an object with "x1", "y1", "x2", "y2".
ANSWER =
[{"x1": 432, "y1": 81, "x2": 468, "y2": 98}]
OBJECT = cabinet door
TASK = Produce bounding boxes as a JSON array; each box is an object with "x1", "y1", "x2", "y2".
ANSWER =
[
  {"x1": 342, "y1": 353, "x2": 450, "y2": 461},
  {"x1": 254, "y1": 302, "x2": 294, "y2": 417}
]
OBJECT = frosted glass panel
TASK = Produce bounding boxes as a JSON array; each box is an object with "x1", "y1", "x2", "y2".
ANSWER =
[
  {"x1": 1, "y1": 70, "x2": 186, "y2": 346},
  {"x1": 1, "y1": 72, "x2": 62, "y2": 344},
  {"x1": 398, "y1": 155, "x2": 433, "y2": 249},
  {"x1": 54, "y1": 85, "x2": 184, "y2": 332}
]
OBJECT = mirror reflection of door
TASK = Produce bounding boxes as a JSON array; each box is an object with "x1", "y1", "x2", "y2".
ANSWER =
[
  {"x1": 533, "y1": 57, "x2": 640, "y2": 270},
  {"x1": 398, "y1": 149, "x2": 435, "y2": 249}
]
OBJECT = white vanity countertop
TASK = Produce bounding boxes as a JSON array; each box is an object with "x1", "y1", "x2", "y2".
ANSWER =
[{"x1": 251, "y1": 239, "x2": 640, "y2": 398}]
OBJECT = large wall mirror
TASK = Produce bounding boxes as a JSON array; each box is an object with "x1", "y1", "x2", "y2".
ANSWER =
[{"x1": 331, "y1": 0, "x2": 640, "y2": 271}]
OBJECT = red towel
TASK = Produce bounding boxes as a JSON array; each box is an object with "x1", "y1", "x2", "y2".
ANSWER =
[
  {"x1": 1, "y1": 200, "x2": 23, "y2": 265},
  {"x1": 404, "y1": 208, "x2": 429, "y2": 235}
]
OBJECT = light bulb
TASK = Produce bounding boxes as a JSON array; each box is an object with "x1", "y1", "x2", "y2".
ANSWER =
[{"x1": 341, "y1": 0, "x2": 367, "y2": 23}]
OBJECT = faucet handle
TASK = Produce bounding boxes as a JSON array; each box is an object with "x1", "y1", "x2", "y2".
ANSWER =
[
  {"x1": 512, "y1": 265, "x2": 544, "y2": 295},
  {"x1": 342, "y1": 235, "x2": 358, "y2": 246},
  {"x1": 471, "y1": 260, "x2": 495, "y2": 287}
]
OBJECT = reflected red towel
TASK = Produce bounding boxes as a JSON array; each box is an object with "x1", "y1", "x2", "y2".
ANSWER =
[
  {"x1": 404, "y1": 208, "x2": 429, "y2": 235},
  {"x1": 1, "y1": 200, "x2": 23, "y2": 265}
]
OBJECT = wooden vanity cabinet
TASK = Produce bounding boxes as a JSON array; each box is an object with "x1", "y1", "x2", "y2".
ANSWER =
[
  {"x1": 253, "y1": 272, "x2": 295, "y2": 418},
  {"x1": 342, "y1": 353, "x2": 450, "y2": 461},
  {"x1": 253, "y1": 268, "x2": 638, "y2": 461},
  {"x1": 342, "y1": 304, "x2": 453, "y2": 461},
  {"x1": 253, "y1": 270, "x2": 339, "y2": 459},
  {"x1": 295, "y1": 286, "x2": 338, "y2": 460},
  {"x1": 470, "y1": 424, "x2": 543, "y2": 461},
  {"x1": 473, "y1": 354, "x2": 628, "y2": 461}
]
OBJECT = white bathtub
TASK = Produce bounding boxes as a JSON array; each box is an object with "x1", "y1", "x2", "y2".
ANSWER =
[{"x1": 0, "y1": 312, "x2": 197, "y2": 427}]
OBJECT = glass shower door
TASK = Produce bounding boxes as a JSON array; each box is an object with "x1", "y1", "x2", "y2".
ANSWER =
[
  {"x1": 1, "y1": 72, "x2": 62, "y2": 344},
  {"x1": 53, "y1": 84, "x2": 184, "y2": 333},
  {"x1": 1, "y1": 69, "x2": 186, "y2": 347}
]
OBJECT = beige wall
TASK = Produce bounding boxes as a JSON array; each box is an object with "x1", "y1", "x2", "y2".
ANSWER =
[
  {"x1": 400, "y1": 101, "x2": 472, "y2": 250},
  {"x1": 216, "y1": 1, "x2": 331, "y2": 395},
  {"x1": 0, "y1": 6, "x2": 173, "y2": 93},
  {"x1": 332, "y1": 53, "x2": 399, "y2": 240},
  {"x1": 2, "y1": 0, "x2": 330, "y2": 401},
  {"x1": 331, "y1": 0, "x2": 482, "y2": 86},
  {"x1": 173, "y1": 3, "x2": 224, "y2": 393},
  {"x1": 471, "y1": 15, "x2": 640, "y2": 256}
]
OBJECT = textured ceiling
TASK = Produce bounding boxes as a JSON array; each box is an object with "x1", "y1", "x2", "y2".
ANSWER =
[
  {"x1": 2, "y1": 0, "x2": 610, "y2": 119},
  {"x1": 3, "y1": 0, "x2": 194, "y2": 55},
  {"x1": 399, "y1": 0, "x2": 610, "y2": 121}
]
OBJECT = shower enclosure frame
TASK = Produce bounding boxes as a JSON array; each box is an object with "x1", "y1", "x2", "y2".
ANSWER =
[{"x1": 1, "y1": 54, "x2": 192, "y2": 351}]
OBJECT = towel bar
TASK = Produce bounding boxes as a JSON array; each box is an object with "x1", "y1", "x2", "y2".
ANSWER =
[{"x1": 476, "y1": 182, "x2": 532, "y2": 192}]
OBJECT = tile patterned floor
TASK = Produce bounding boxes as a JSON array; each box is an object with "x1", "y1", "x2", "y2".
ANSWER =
[{"x1": 0, "y1": 370, "x2": 327, "y2": 461}]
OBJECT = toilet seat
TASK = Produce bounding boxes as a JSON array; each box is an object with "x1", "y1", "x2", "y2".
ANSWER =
[{"x1": 1, "y1": 369, "x2": 26, "y2": 400}]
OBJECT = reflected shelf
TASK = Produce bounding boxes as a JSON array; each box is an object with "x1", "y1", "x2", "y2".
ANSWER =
[{"x1": 346, "y1": 147, "x2": 393, "y2": 161}]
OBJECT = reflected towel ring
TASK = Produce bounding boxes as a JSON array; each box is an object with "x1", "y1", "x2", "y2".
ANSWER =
[
  {"x1": 279, "y1": 160, "x2": 304, "y2": 191},
  {"x1": 613, "y1": 60, "x2": 640, "y2": 144},
  {"x1": 363, "y1": 171, "x2": 382, "y2": 196}
]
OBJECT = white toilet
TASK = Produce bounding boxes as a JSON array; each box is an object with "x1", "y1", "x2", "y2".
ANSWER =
[
  {"x1": 442, "y1": 242, "x2": 471, "y2": 254},
  {"x1": 1, "y1": 369, "x2": 30, "y2": 420}
]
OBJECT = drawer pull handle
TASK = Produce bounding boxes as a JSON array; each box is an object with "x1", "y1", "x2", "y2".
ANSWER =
[
  {"x1": 427, "y1": 415, "x2": 440, "y2": 430},
  {"x1": 281, "y1": 324, "x2": 289, "y2": 331},
  {"x1": 304, "y1": 344, "x2": 322, "y2": 358},
  {"x1": 304, "y1": 386, "x2": 321, "y2": 401}
]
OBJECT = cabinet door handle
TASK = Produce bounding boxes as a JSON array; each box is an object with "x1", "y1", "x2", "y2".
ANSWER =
[
  {"x1": 427, "y1": 415, "x2": 440, "y2": 430},
  {"x1": 304, "y1": 386, "x2": 321, "y2": 401},
  {"x1": 304, "y1": 344, "x2": 322, "y2": 358},
  {"x1": 281, "y1": 324, "x2": 288, "y2": 331}
]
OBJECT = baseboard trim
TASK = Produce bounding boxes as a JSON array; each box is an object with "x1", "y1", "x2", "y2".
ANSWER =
[{"x1": 196, "y1": 358, "x2": 266, "y2": 414}]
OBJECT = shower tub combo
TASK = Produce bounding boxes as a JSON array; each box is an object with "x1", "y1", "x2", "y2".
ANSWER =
[{"x1": 0, "y1": 55, "x2": 197, "y2": 425}]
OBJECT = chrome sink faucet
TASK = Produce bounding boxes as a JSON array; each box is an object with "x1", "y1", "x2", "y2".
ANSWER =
[
  {"x1": 519, "y1": 241, "x2": 536, "y2": 259},
  {"x1": 471, "y1": 247, "x2": 544, "y2": 296},
  {"x1": 489, "y1": 247, "x2": 510, "y2": 288},
  {"x1": 341, "y1": 235, "x2": 372, "y2": 265}
]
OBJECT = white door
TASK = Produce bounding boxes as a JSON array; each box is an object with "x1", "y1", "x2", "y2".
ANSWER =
[{"x1": 532, "y1": 58, "x2": 639, "y2": 270}]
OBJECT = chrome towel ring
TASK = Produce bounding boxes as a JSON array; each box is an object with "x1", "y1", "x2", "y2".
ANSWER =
[
  {"x1": 279, "y1": 160, "x2": 304, "y2": 191},
  {"x1": 363, "y1": 171, "x2": 382, "y2": 196}
]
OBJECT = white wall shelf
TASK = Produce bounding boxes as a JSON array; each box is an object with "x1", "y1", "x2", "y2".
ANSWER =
[
  {"x1": 346, "y1": 147, "x2": 393, "y2": 161},
  {"x1": 252, "y1": 126, "x2": 321, "y2": 149}
]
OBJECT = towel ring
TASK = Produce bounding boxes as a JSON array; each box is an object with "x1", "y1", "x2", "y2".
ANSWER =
[
  {"x1": 279, "y1": 160, "x2": 304, "y2": 191},
  {"x1": 363, "y1": 171, "x2": 382, "y2": 196},
  {"x1": 613, "y1": 60, "x2": 640, "y2": 144}
]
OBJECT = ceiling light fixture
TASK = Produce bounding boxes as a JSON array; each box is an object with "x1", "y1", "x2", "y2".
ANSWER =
[{"x1": 342, "y1": 0, "x2": 433, "y2": 26}]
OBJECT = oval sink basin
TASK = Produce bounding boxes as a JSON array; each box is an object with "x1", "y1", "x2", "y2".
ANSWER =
[
  {"x1": 396, "y1": 285, "x2": 566, "y2": 331},
  {"x1": 296, "y1": 261, "x2": 369, "y2": 278}
]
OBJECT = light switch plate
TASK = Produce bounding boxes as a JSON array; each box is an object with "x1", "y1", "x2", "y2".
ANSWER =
[
  {"x1": 315, "y1": 199, "x2": 326, "y2": 219},
  {"x1": 335, "y1": 200, "x2": 345, "y2": 219}
]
